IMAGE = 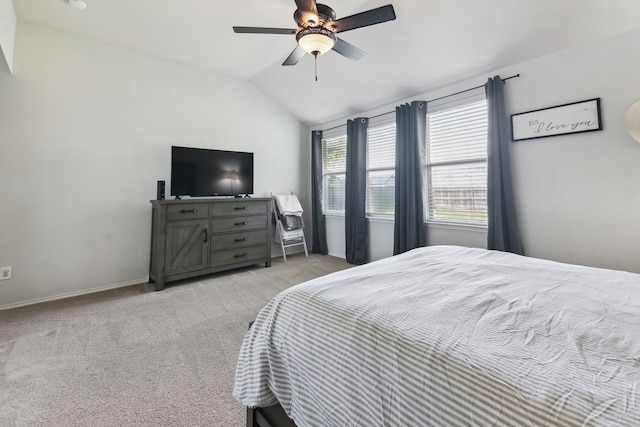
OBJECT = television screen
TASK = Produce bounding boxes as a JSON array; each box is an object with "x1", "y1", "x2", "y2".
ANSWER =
[{"x1": 170, "y1": 146, "x2": 254, "y2": 197}]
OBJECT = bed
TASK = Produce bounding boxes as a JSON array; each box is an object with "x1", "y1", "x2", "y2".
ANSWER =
[{"x1": 233, "y1": 246, "x2": 640, "y2": 426}]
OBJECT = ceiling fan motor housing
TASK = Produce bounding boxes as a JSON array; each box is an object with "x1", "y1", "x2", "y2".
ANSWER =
[{"x1": 295, "y1": 4, "x2": 337, "y2": 28}]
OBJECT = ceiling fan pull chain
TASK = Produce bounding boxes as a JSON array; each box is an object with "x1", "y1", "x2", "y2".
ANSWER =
[{"x1": 314, "y1": 51, "x2": 318, "y2": 82}]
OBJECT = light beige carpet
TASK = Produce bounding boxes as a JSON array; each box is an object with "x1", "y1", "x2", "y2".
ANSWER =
[{"x1": 0, "y1": 253, "x2": 351, "y2": 427}]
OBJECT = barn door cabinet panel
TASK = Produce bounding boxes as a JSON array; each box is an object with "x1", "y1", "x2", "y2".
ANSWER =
[
  {"x1": 149, "y1": 198, "x2": 272, "y2": 291},
  {"x1": 164, "y1": 219, "x2": 209, "y2": 275}
]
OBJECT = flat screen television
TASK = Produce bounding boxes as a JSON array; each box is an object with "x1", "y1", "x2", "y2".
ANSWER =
[{"x1": 170, "y1": 146, "x2": 254, "y2": 198}]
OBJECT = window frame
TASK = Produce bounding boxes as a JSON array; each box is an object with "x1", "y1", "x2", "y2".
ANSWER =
[
  {"x1": 424, "y1": 90, "x2": 489, "y2": 227},
  {"x1": 321, "y1": 128, "x2": 347, "y2": 216},
  {"x1": 365, "y1": 115, "x2": 396, "y2": 219}
]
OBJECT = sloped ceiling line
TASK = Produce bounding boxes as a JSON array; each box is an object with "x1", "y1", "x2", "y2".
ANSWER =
[{"x1": 12, "y1": 0, "x2": 640, "y2": 124}]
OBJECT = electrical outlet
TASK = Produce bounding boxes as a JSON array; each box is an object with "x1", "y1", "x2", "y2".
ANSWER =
[{"x1": 0, "y1": 266, "x2": 11, "y2": 280}]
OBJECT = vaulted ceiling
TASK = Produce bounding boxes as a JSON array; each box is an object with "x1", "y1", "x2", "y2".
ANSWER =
[{"x1": 13, "y1": 0, "x2": 640, "y2": 125}]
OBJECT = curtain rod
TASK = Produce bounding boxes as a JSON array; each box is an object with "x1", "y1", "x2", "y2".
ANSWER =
[{"x1": 321, "y1": 73, "x2": 520, "y2": 132}]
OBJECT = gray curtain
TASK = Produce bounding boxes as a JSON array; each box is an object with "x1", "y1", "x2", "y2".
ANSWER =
[
  {"x1": 345, "y1": 118, "x2": 368, "y2": 265},
  {"x1": 394, "y1": 101, "x2": 427, "y2": 255},
  {"x1": 485, "y1": 76, "x2": 524, "y2": 255},
  {"x1": 311, "y1": 130, "x2": 328, "y2": 254}
]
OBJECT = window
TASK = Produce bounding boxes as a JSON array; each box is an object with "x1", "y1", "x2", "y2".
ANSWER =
[
  {"x1": 321, "y1": 129, "x2": 347, "y2": 214},
  {"x1": 366, "y1": 119, "x2": 396, "y2": 216},
  {"x1": 425, "y1": 92, "x2": 488, "y2": 225},
  {"x1": 321, "y1": 120, "x2": 397, "y2": 217}
]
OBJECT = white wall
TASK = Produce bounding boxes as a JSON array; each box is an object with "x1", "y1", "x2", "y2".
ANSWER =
[
  {"x1": 316, "y1": 27, "x2": 640, "y2": 273},
  {"x1": 504, "y1": 27, "x2": 640, "y2": 272},
  {"x1": 0, "y1": 0, "x2": 16, "y2": 72},
  {"x1": 0, "y1": 23, "x2": 307, "y2": 308}
]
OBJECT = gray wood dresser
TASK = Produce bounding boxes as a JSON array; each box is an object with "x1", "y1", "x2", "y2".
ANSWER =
[{"x1": 149, "y1": 197, "x2": 271, "y2": 290}]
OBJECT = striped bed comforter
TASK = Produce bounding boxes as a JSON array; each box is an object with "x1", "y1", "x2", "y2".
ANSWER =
[{"x1": 233, "y1": 246, "x2": 640, "y2": 426}]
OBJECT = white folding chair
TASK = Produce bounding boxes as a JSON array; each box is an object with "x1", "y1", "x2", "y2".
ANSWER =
[{"x1": 272, "y1": 194, "x2": 309, "y2": 262}]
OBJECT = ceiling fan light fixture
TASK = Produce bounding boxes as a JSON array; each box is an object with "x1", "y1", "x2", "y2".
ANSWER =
[{"x1": 296, "y1": 26, "x2": 336, "y2": 56}]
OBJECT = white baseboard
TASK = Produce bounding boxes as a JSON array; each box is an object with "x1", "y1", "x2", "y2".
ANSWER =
[{"x1": 0, "y1": 277, "x2": 149, "y2": 311}]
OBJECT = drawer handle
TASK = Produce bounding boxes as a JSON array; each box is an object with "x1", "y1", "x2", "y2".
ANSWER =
[
  {"x1": 234, "y1": 206, "x2": 249, "y2": 211},
  {"x1": 234, "y1": 252, "x2": 248, "y2": 258},
  {"x1": 203, "y1": 228, "x2": 208, "y2": 243},
  {"x1": 180, "y1": 208, "x2": 198, "y2": 214},
  {"x1": 234, "y1": 237, "x2": 249, "y2": 242},
  {"x1": 235, "y1": 221, "x2": 249, "y2": 226}
]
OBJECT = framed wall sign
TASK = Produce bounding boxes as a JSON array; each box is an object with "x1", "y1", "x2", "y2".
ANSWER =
[{"x1": 511, "y1": 98, "x2": 602, "y2": 141}]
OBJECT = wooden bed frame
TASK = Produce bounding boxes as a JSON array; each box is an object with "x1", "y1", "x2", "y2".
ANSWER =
[{"x1": 247, "y1": 404, "x2": 296, "y2": 427}]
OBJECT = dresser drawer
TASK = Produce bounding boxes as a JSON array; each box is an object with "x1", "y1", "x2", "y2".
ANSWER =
[
  {"x1": 211, "y1": 201, "x2": 268, "y2": 217},
  {"x1": 210, "y1": 245, "x2": 268, "y2": 268},
  {"x1": 166, "y1": 203, "x2": 209, "y2": 221},
  {"x1": 210, "y1": 215, "x2": 267, "y2": 233},
  {"x1": 210, "y1": 230, "x2": 268, "y2": 251}
]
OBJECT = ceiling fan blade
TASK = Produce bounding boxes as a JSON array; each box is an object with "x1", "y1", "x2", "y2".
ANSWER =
[
  {"x1": 282, "y1": 45, "x2": 306, "y2": 66},
  {"x1": 332, "y1": 38, "x2": 367, "y2": 61},
  {"x1": 330, "y1": 4, "x2": 396, "y2": 33},
  {"x1": 233, "y1": 27, "x2": 298, "y2": 35}
]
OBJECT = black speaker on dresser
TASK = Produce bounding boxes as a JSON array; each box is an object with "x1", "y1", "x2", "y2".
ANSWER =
[{"x1": 156, "y1": 180, "x2": 165, "y2": 200}]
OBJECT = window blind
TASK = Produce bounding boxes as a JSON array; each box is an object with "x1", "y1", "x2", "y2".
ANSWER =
[
  {"x1": 426, "y1": 95, "x2": 488, "y2": 224},
  {"x1": 366, "y1": 121, "x2": 396, "y2": 216},
  {"x1": 322, "y1": 129, "x2": 347, "y2": 214}
]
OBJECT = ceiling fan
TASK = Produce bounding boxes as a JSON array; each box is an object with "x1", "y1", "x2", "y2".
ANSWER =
[{"x1": 233, "y1": 0, "x2": 396, "y2": 73}]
